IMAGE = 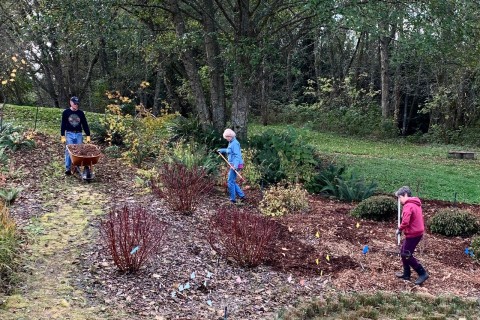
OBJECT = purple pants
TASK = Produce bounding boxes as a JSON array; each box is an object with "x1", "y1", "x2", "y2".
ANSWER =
[{"x1": 400, "y1": 235, "x2": 422, "y2": 270}]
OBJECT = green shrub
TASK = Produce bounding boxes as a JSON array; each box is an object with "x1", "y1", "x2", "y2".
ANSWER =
[
  {"x1": 305, "y1": 162, "x2": 346, "y2": 194},
  {"x1": 321, "y1": 171, "x2": 377, "y2": 202},
  {"x1": 0, "y1": 123, "x2": 35, "y2": 151},
  {"x1": 350, "y1": 195, "x2": 397, "y2": 221},
  {"x1": 164, "y1": 140, "x2": 218, "y2": 175},
  {"x1": 166, "y1": 116, "x2": 224, "y2": 150},
  {"x1": 470, "y1": 236, "x2": 480, "y2": 261},
  {"x1": 248, "y1": 127, "x2": 319, "y2": 184},
  {"x1": 88, "y1": 118, "x2": 109, "y2": 144},
  {"x1": 428, "y1": 209, "x2": 480, "y2": 237},
  {"x1": 0, "y1": 147, "x2": 8, "y2": 166},
  {"x1": 241, "y1": 148, "x2": 263, "y2": 189},
  {"x1": 104, "y1": 145, "x2": 122, "y2": 158},
  {"x1": 259, "y1": 184, "x2": 309, "y2": 217}
]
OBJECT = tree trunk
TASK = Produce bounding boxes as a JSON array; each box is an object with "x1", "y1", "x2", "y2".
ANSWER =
[
  {"x1": 314, "y1": 30, "x2": 322, "y2": 98},
  {"x1": 168, "y1": 0, "x2": 211, "y2": 129},
  {"x1": 392, "y1": 64, "x2": 401, "y2": 131},
  {"x1": 230, "y1": 0, "x2": 252, "y2": 141},
  {"x1": 49, "y1": 40, "x2": 69, "y2": 105},
  {"x1": 99, "y1": 36, "x2": 111, "y2": 85},
  {"x1": 260, "y1": 56, "x2": 268, "y2": 125},
  {"x1": 379, "y1": 22, "x2": 396, "y2": 120},
  {"x1": 202, "y1": 0, "x2": 226, "y2": 132},
  {"x1": 153, "y1": 59, "x2": 163, "y2": 116},
  {"x1": 232, "y1": 76, "x2": 249, "y2": 141},
  {"x1": 379, "y1": 35, "x2": 390, "y2": 119},
  {"x1": 163, "y1": 62, "x2": 182, "y2": 114}
]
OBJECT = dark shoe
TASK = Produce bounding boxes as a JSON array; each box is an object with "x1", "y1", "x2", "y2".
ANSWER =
[
  {"x1": 239, "y1": 196, "x2": 246, "y2": 202},
  {"x1": 65, "y1": 170, "x2": 72, "y2": 176},
  {"x1": 395, "y1": 265, "x2": 411, "y2": 280},
  {"x1": 414, "y1": 265, "x2": 429, "y2": 285}
]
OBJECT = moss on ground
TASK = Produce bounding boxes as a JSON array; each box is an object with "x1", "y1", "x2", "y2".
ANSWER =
[{"x1": 0, "y1": 185, "x2": 124, "y2": 320}]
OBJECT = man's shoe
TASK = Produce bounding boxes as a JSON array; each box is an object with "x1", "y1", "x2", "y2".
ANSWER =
[
  {"x1": 239, "y1": 196, "x2": 246, "y2": 202},
  {"x1": 65, "y1": 170, "x2": 72, "y2": 176}
]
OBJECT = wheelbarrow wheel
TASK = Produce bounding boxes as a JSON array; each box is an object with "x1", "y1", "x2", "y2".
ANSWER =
[{"x1": 84, "y1": 166, "x2": 92, "y2": 179}]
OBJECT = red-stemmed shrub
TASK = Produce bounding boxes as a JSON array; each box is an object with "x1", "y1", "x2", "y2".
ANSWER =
[
  {"x1": 208, "y1": 207, "x2": 280, "y2": 267},
  {"x1": 100, "y1": 205, "x2": 168, "y2": 272},
  {"x1": 151, "y1": 162, "x2": 214, "y2": 214}
]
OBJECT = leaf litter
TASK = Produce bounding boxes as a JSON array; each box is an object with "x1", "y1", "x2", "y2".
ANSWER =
[{"x1": 2, "y1": 132, "x2": 479, "y2": 319}]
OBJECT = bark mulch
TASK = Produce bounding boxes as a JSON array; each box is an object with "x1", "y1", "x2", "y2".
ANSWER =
[{"x1": 7, "y1": 133, "x2": 480, "y2": 319}]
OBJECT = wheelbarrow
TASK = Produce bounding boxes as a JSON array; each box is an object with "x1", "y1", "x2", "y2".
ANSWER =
[{"x1": 67, "y1": 144, "x2": 101, "y2": 182}]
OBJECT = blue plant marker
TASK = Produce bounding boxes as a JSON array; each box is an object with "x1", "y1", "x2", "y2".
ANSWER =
[
  {"x1": 207, "y1": 271, "x2": 213, "y2": 278},
  {"x1": 203, "y1": 280, "x2": 207, "y2": 287},
  {"x1": 184, "y1": 282, "x2": 190, "y2": 290},
  {"x1": 465, "y1": 247, "x2": 474, "y2": 257},
  {"x1": 362, "y1": 245, "x2": 369, "y2": 255},
  {"x1": 171, "y1": 291, "x2": 176, "y2": 298},
  {"x1": 130, "y1": 246, "x2": 140, "y2": 255},
  {"x1": 178, "y1": 284, "x2": 184, "y2": 292},
  {"x1": 207, "y1": 300, "x2": 212, "y2": 307},
  {"x1": 190, "y1": 271, "x2": 196, "y2": 279}
]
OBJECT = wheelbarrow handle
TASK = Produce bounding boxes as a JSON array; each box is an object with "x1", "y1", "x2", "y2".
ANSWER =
[{"x1": 217, "y1": 151, "x2": 245, "y2": 181}]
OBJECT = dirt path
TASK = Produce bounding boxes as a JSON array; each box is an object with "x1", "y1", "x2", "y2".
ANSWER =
[{"x1": 0, "y1": 182, "x2": 124, "y2": 320}]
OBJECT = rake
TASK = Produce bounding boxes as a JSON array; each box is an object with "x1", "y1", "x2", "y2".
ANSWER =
[{"x1": 217, "y1": 151, "x2": 246, "y2": 182}]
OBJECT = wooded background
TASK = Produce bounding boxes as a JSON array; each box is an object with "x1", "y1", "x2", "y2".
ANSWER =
[{"x1": 1, "y1": 0, "x2": 480, "y2": 142}]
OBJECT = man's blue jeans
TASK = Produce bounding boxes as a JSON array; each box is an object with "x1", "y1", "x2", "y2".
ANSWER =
[
  {"x1": 65, "y1": 132, "x2": 83, "y2": 170},
  {"x1": 228, "y1": 168, "x2": 245, "y2": 201}
]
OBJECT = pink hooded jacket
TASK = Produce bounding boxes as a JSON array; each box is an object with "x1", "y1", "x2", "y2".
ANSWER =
[{"x1": 399, "y1": 197, "x2": 424, "y2": 238}]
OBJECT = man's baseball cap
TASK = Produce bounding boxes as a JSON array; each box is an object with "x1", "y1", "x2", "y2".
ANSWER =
[{"x1": 70, "y1": 96, "x2": 80, "y2": 104}]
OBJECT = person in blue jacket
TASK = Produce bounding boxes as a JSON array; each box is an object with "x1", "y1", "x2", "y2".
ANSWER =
[{"x1": 217, "y1": 128, "x2": 245, "y2": 204}]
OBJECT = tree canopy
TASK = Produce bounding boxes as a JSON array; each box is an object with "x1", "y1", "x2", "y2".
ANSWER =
[{"x1": 2, "y1": 0, "x2": 480, "y2": 141}]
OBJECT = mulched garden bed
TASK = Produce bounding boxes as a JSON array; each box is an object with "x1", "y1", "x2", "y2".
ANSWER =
[{"x1": 7, "y1": 133, "x2": 480, "y2": 319}]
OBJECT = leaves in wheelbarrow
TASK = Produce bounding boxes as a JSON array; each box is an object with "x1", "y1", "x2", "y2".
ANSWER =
[{"x1": 68, "y1": 144, "x2": 101, "y2": 156}]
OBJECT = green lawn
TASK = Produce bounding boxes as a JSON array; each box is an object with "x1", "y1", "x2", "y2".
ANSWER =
[
  {"x1": 251, "y1": 124, "x2": 480, "y2": 204},
  {"x1": 1, "y1": 104, "x2": 103, "y2": 135},
  {"x1": 276, "y1": 292, "x2": 480, "y2": 320}
]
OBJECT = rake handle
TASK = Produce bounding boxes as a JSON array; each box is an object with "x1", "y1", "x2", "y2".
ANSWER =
[{"x1": 217, "y1": 151, "x2": 245, "y2": 182}]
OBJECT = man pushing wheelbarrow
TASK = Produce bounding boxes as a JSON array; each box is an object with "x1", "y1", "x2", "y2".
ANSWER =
[{"x1": 60, "y1": 96, "x2": 100, "y2": 181}]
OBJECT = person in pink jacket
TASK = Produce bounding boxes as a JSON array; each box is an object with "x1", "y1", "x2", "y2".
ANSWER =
[{"x1": 394, "y1": 186, "x2": 429, "y2": 285}]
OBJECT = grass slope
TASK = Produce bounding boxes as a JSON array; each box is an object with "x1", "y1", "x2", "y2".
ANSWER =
[
  {"x1": 2, "y1": 104, "x2": 103, "y2": 135},
  {"x1": 251, "y1": 125, "x2": 480, "y2": 204}
]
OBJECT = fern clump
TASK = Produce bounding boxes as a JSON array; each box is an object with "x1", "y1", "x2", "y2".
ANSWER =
[
  {"x1": 259, "y1": 184, "x2": 309, "y2": 217},
  {"x1": 350, "y1": 195, "x2": 397, "y2": 221},
  {"x1": 321, "y1": 171, "x2": 377, "y2": 202},
  {"x1": 0, "y1": 187, "x2": 23, "y2": 206},
  {"x1": 428, "y1": 208, "x2": 480, "y2": 237}
]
